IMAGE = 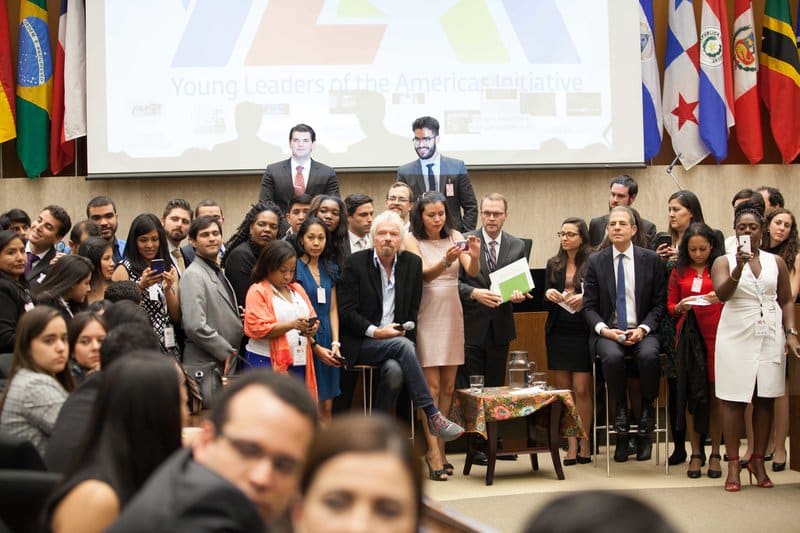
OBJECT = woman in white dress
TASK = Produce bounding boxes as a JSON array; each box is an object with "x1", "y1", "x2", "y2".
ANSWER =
[{"x1": 711, "y1": 201, "x2": 800, "y2": 491}]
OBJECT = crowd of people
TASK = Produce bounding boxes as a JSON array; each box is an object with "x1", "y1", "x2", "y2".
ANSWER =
[{"x1": 0, "y1": 116, "x2": 798, "y2": 531}]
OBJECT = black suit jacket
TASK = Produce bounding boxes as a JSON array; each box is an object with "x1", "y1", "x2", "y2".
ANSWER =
[
  {"x1": 337, "y1": 250, "x2": 422, "y2": 367},
  {"x1": 258, "y1": 158, "x2": 339, "y2": 215},
  {"x1": 542, "y1": 259, "x2": 586, "y2": 335},
  {"x1": 583, "y1": 245, "x2": 666, "y2": 353},
  {"x1": 25, "y1": 247, "x2": 56, "y2": 288},
  {"x1": 397, "y1": 155, "x2": 478, "y2": 232},
  {"x1": 589, "y1": 214, "x2": 657, "y2": 248},
  {"x1": 458, "y1": 230, "x2": 527, "y2": 346},
  {"x1": 0, "y1": 275, "x2": 32, "y2": 353},
  {"x1": 107, "y1": 448, "x2": 264, "y2": 532}
]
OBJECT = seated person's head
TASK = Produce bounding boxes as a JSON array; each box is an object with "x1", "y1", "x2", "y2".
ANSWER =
[
  {"x1": 100, "y1": 321, "x2": 161, "y2": 368},
  {"x1": 523, "y1": 491, "x2": 676, "y2": 533},
  {"x1": 193, "y1": 371, "x2": 317, "y2": 524},
  {"x1": 104, "y1": 280, "x2": 142, "y2": 304},
  {"x1": 292, "y1": 414, "x2": 421, "y2": 533}
]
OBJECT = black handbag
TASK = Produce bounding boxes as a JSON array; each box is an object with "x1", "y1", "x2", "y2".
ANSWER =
[{"x1": 182, "y1": 362, "x2": 222, "y2": 410}]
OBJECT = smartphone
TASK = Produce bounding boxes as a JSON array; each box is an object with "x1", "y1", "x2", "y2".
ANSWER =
[
  {"x1": 332, "y1": 354, "x2": 347, "y2": 368},
  {"x1": 306, "y1": 317, "x2": 319, "y2": 325},
  {"x1": 150, "y1": 258, "x2": 165, "y2": 274},
  {"x1": 654, "y1": 234, "x2": 672, "y2": 249},
  {"x1": 454, "y1": 240, "x2": 469, "y2": 251},
  {"x1": 738, "y1": 235, "x2": 751, "y2": 254}
]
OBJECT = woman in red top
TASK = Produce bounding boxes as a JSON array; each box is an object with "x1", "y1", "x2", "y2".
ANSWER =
[{"x1": 668, "y1": 222, "x2": 723, "y2": 479}]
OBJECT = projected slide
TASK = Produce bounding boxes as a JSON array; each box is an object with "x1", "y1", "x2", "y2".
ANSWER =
[{"x1": 87, "y1": 0, "x2": 643, "y2": 176}]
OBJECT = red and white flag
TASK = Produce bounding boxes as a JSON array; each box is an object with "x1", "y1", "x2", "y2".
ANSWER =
[
  {"x1": 732, "y1": 0, "x2": 763, "y2": 163},
  {"x1": 63, "y1": 0, "x2": 85, "y2": 141}
]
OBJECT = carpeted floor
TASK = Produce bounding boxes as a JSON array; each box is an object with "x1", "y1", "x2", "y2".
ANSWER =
[{"x1": 424, "y1": 443, "x2": 800, "y2": 532}]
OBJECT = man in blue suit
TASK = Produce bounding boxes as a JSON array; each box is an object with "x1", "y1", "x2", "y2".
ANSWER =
[{"x1": 397, "y1": 116, "x2": 477, "y2": 232}]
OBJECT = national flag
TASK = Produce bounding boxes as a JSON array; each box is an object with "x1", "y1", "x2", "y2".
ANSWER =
[
  {"x1": 50, "y1": 0, "x2": 73, "y2": 175},
  {"x1": 759, "y1": 0, "x2": 800, "y2": 163},
  {"x1": 0, "y1": 0, "x2": 15, "y2": 144},
  {"x1": 16, "y1": 0, "x2": 53, "y2": 178},
  {"x1": 63, "y1": 0, "x2": 85, "y2": 141},
  {"x1": 639, "y1": 0, "x2": 662, "y2": 160},
  {"x1": 699, "y1": 0, "x2": 735, "y2": 161},
  {"x1": 663, "y1": 0, "x2": 709, "y2": 170},
  {"x1": 732, "y1": 0, "x2": 763, "y2": 164}
]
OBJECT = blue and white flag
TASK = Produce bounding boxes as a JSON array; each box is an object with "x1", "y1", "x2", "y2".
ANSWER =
[
  {"x1": 699, "y1": 0, "x2": 735, "y2": 161},
  {"x1": 639, "y1": 0, "x2": 662, "y2": 160}
]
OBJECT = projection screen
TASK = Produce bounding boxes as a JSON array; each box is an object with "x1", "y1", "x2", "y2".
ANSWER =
[{"x1": 86, "y1": 0, "x2": 644, "y2": 177}]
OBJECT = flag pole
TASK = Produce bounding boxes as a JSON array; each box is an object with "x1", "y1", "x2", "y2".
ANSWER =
[{"x1": 665, "y1": 152, "x2": 683, "y2": 191}]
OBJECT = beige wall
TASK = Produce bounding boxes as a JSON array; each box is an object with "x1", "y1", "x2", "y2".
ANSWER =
[{"x1": 1, "y1": 164, "x2": 796, "y2": 267}]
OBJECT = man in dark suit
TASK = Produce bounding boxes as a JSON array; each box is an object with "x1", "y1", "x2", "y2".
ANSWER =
[
  {"x1": 397, "y1": 116, "x2": 477, "y2": 232},
  {"x1": 583, "y1": 206, "x2": 666, "y2": 462},
  {"x1": 258, "y1": 123, "x2": 340, "y2": 236},
  {"x1": 161, "y1": 198, "x2": 193, "y2": 277},
  {"x1": 458, "y1": 193, "x2": 531, "y2": 464},
  {"x1": 588, "y1": 175, "x2": 657, "y2": 247},
  {"x1": 338, "y1": 211, "x2": 464, "y2": 440},
  {"x1": 24, "y1": 205, "x2": 71, "y2": 287},
  {"x1": 108, "y1": 371, "x2": 317, "y2": 532},
  {"x1": 180, "y1": 216, "x2": 242, "y2": 371}
]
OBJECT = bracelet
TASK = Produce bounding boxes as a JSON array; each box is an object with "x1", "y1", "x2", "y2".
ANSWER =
[
  {"x1": 442, "y1": 257, "x2": 451, "y2": 269},
  {"x1": 331, "y1": 341, "x2": 341, "y2": 347},
  {"x1": 730, "y1": 273, "x2": 740, "y2": 282}
]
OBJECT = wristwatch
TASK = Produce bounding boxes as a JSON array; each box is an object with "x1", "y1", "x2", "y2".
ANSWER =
[{"x1": 786, "y1": 328, "x2": 798, "y2": 337}]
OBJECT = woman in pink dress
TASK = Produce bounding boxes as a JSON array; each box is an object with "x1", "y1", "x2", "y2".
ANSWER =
[{"x1": 404, "y1": 192, "x2": 480, "y2": 481}]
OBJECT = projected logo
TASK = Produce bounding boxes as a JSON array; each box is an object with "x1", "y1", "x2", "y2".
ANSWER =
[{"x1": 172, "y1": 0, "x2": 580, "y2": 67}]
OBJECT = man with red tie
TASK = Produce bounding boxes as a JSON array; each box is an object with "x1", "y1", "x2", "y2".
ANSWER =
[{"x1": 258, "y1": 124, "x2": 340, "y2": 236}]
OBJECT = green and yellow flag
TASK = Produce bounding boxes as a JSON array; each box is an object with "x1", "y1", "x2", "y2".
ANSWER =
[{"x1": 16, "y1": 0, "x2": 52, "y2": 178}]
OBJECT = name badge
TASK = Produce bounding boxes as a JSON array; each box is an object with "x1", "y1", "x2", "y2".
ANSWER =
[
  {"x1": 293, "y1": 344, "x2": 307, "y2": 366},
  {"x1": 147, "y1": 284, "x2": 160, "y2": 301},
  {"x1": 691, "y1": 276, "x2": 703, "y2": 293},
  {"x1": 445, "y1": 182, "x2": 455, "y2": 197},
  {"x1": 163, "y1": 325, "x2": 177, "y2": 348},
  {"x1": 755, "y1": 319, "x2": 768, "y2": 337},
  {"x1": 317, "y1": 287, "x2": 326, "y2": 304}
]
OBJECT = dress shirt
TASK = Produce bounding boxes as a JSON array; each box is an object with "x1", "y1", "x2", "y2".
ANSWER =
[
  {"x1": 418, "y1": 152, "x2": 441, "y2": 191},
  {"x1": 481, "y1": 228, "x2": 502, "y2": 256},
  {"x1": 348, "y1": 231, "x2": 372, "y2": 252},
  {"x1": 290, "y1": 157, "x2": 311, "y2": 189},
  {"x1": 365, "y1": 252, "x2": 397, "y2": 338},
  {"x1": 594, "y1": 244, "x2": 650, "y2": 334},
  {"x1": 24, "y1": 242, "x2": 48, "y2": 269}
]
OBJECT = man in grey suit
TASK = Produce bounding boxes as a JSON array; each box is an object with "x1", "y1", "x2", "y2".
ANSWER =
[
  {"x1": 397, "y1": 116, "x2": 478, "y2": 232},
  {"x1": 588, "y1": 175, "x2": 657, "y2": 247},
  {"x1": 180, "y1": 216, "x2": 242, "y2": 371},
  {"x1": 258, "y1": 123, "x2": 340, "y2": 235}
]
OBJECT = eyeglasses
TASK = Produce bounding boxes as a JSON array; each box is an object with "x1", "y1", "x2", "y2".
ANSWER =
[
  {"x1": 412, "y1": 136, "x2": 435, "y2": 145},
  {"x1": 386, "y1": 196, "x2": 409, "y2": 203},
  {"x1": 557, "y1": 231, "x2": 579, "y2": 238},
  {"x1": 220, "y1": 432, "x2": 300, "y2": 475},
  {"x1": 481, "y1": 211, "x2": 505, "y2": 218}
]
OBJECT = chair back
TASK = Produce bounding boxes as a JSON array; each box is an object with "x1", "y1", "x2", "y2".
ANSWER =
[
  {"x1": 0, "y1": 470, "x2": 62, "y2": 533},
  {"x1": 0, "y1": 434, "x2": 46, "y2": 471}
]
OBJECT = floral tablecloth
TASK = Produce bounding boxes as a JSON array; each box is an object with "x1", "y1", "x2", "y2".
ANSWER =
[{"x1": 450, "y1": 387, "x2": 586, "y2": 440}]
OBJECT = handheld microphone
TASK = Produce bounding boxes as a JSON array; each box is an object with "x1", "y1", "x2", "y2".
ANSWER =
[
  {"x1": 665, "y1": 152, "x2": 683, "y2": 191},
  {"x1": 393, "y1": 321, "x2": 416, "y2": 332}
]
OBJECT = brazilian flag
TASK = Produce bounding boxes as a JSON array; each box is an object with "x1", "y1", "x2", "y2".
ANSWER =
[{"x1": 16, "y1": 0, "x2": 52, "y2": 178}]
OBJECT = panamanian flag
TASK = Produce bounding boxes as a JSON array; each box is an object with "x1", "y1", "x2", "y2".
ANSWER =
[
  {"x1": 699, "y1": 0, "x2": 735, "y2": 161},
  {"x1": 640, "y1": 0, "x2": 662, "y2": 161},
  {"x1": 663, "y1": 0, "x2": 710, "y2": 170}
]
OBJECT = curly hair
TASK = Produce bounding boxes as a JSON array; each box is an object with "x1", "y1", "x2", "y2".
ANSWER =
[
  {"x1": 764, "y1": 208, "x2": 798, "y2": 273},
  {"x1": 675, "y1": 222, "x2": 723, "y2": 272},
  {"x1": 221, "y1": 201, "x2": 282, "y2": 268}
]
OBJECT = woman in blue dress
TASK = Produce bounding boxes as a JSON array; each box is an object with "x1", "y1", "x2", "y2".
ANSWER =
[{"x1": 294, "y1": 216, "x2": 342, "y2": 424}]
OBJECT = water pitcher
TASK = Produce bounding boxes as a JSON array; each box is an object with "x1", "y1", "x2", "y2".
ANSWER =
[{"x1": 508, "y1": 351, "x2": 536, "y2": 388}]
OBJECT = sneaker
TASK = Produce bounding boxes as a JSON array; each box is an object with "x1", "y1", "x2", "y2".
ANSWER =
[{"x1": 428, "y1": 413, "x2": 464, "y2": 442}]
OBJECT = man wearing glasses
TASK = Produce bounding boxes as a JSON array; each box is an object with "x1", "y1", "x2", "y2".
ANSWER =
[
  {"x1": 385, "y1": 181, "x2": 414, "y2": 231},
  {"x1": 259, "y1": 123, "x2": 340, "y2": 236},
  {"x1": 109, "y1": 371, "x2": 317, "y2": 532},
  {"x1": 458, "y1": 193, "x2": 531, "y2": 463},
  {"x1": 397, "y1": 116, "x2": 477, "y2": 232}
]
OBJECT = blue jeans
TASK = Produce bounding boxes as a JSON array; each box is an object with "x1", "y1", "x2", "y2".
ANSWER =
[{"x1": 357, "y1": 336, "x2": 434, "y2": 410}]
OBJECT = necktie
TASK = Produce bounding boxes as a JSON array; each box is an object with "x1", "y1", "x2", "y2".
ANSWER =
[
  {"x1": 426, "y1": 163, "x2": 436, "y2": 192},
  {"x1": 616, "y1": 254, "x2": 628, "y2": 329},
  {"x1": 293, "y1": 165, "x2": 305, "y2": 195},
  {"x1": 355, "y1": 238, "x2": 366, "y2": 251},
  {"x1": 171, "y1": 248, "x2": 186, "y2": 274},
  {"x1": 25, "y1": 251, "x2": 36, "y2": 275},
  {"x1": 487, "y1": 241, "x2": 498, "y2": 272}
]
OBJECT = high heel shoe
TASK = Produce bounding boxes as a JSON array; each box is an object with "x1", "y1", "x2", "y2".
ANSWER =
[
  {"x1": 707, "y1": 453, "x2": 722, "y2": 479},
  {"x1": 425, "y1": 457, "x2": 448, "y2": 481},
  {"x1": 772, "y1": 461, "x2": 786, "y2": 472},
  {"x1": 443, "y1": 462, "x2": 455, "y2": 476},
  {"x1": 724, "y1": 456, "x2": 741, "y2": 492},
  {"x1": 746, "y1": 454, "x2": 774, "y2": 488},
  {"x1": 687, "y1": 454, "x2": 703, "y2": 479}
]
